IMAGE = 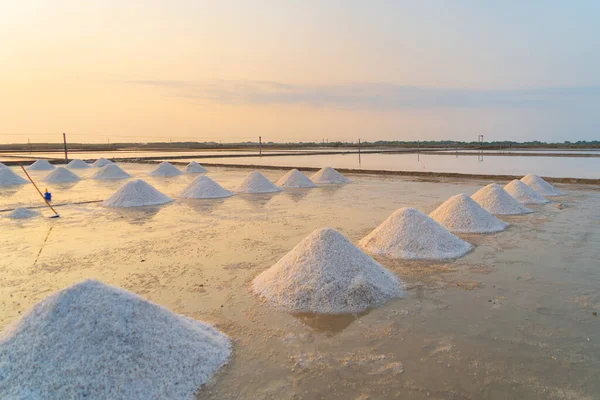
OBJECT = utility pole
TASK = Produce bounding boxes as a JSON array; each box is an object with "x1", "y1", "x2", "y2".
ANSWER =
[
  {"x1": 358, "y1": 138, "x2": 361, "y2": 154},
  {"x1": 259, "y1": 136, "x2": 262, "y2": 155},
  {"x1": 62, "y1": 133, "x2": 69, "y2": 163},
  {"x1": 478, "y1": 134, "x2": 484, "y2": 162}
]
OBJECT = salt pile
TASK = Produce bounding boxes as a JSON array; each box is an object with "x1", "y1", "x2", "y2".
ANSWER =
[
  {"x1": 184, "y1": 161, "x2": 208, "y2": 174},
  {"x1": 276, "y1": 169, "x2": 317, "y2": 188},
  {"x1": 0, "y1": 162, "x2": 6, "y2": 169},
  {"x1": 103, "y1": 179, "x2": 173, "y2": 208},
  {"x1": 430, "y1": 193, "x2": 508, "y2": 233},
  {"x1": 149, "y1": 161, "x2": 183, "y2": 177},
  {"x1": 504, "y1": 180, "x2": 550, "y2": 205},
  {"x1": 310, "y1": 167, "x2": 351, "y2": 184},
  {"x1": 0, "y1": 280, "x2": 231, "y2": 399},
  {"x1": 66, "y1": 159, "x2": 90, "y2": 169},
  {"x1": 5, "y1": 207, "x2": 41, "y2": 219},
  {"x1": 180, "y1": 176, "x2": 233, "y2": 199},
  {"x1": 235, "y1": 171, "x2": 282, "y2": 194},
  {"x1": 92, "y1": 164, "x2": 131, "y2": 180},
  {"x1": 471, "y1": 183, "x2": 532, "y2": 215},
  {"x1": 43, "y1": 167, "x2": 81, "y2": 184},
  {"x1": 0, "y1": 168, "x2": 28, "y2": 186},
  {"x1": 27, "y1": 159, "x2": 55, "y2": 171},
  {"x1": 252, "y1": 227, "x2": 403, "y2": 313},
  {"x1": 360, "y1": 208, "x2": 472, "y2": 260},
  {"x1": 91, "y1": 157, "x2": 113, "y2": 167},
  {"x1": 521, "y1": 174, "x2": 563, "y2": 196}
]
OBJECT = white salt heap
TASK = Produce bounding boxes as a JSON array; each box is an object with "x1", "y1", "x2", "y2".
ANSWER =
[
  {"x1": 430, "y1": 193, "x2": 508, "y2": 233},
  {"x1": 27, "y1": 159, "x2": 55, "y2": 171},
  {"x1": 180, "y1": 175, "x2": 233, "y2": 199},
  {"x1": 504, "y1": 179, "x2": 550, "y2": 205},
  {"x1": 471, "y1": 183, "x2": 532, "y2": 215},
  {"x1": 103, "y1": 179, "x2": 173, "y2": 208},
  {"x1": 149, "y1": 161, "x2": 183, "y2": 177},
  {"x1": 42, "y1": 167, "x2": 81, "y2": 184},
  {"x1": 0, "y1": 168, "x2": 28, "y2": 186},
  {"x1": 253, "y1": 228, "x2": 403, "y2": 313},
  {"x1": 184, "y1": 161, "x2": 208, "y2": 174},
  {"x1": 521, "y1": 174, "x2": 563, "y2": 196},
  {"x1": 92, "y1": 164, "x2": 131, "y2": 180},
  {"x1": 0, "y1": 162, "x2": 6, "y2": 169},
  {"x1": 5, "y1": 207, "x2": 41, "y2": 219},
  {"x1": 310, "y1": 167, "x2": 351, "y2": 184},
  {"x1": 0, "y1": 280, "x2": 231, "y2": 399},
  {"x1": 66, "y1": 159, "x2": 90, "y2": 169},
  {"x1": 235, "y1": 171, "x2": 282, "y2": 194},
  {"x1": 360, "y1": 208, "x2": 472, "y2": 260},
  {"x1": 276, "y1": 169, "x2": 317, "y2": 188},
  {"x1": 91, "y1": 157, "x2": 113, "y2": 168}
]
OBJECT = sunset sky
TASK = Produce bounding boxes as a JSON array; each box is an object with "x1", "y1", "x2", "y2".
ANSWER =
[{"x1": 1, "y1": 1, "x2": 599, "y2": 144}]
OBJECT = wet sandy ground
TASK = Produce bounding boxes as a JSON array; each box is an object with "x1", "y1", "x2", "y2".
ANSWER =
[{"x1": 1, "y1": 164, "x2": 599, "y2": 399}]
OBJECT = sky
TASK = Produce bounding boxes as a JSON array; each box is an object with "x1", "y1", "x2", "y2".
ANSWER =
[{"x1": 1, "y1": 1, "x2": 599, "y2": 144}]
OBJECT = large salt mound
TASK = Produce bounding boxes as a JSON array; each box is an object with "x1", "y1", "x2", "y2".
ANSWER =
[
  {"x1": 310, "y1": 167, "x2": 351, "y2": 184},
  {"x1": 235, "y1": 171, "x2": 282, "y2": 194},
  {"x1": 42, "y1": 167, "x2": 81, "y2": 184},
  {"x1": 276, "y1": 169, "x2": 317, "y2": 188},
  {"x1": 103, "y1": 179, "x2": 173, "y2": 208},
  {"x1": 27, "y1": 159, "x2": 55, "y2": 171},
  {"x1": 0, "y1": 162, "x2": 6, "y2": 169},
  {"x1": 5, "y1": 207, "x2": 41, "y2": 219},
  {"x1": 521, "y1": 174, "x2": 563, "y2": 196},
  {"x1": 0, "y1": 280, "x2": 231, "y2": 399},
  {"x1": 91, "y1": 157, "x2": 113, "y2": 168},
  {"x1": 504, "y1": 180, "x2": 550, "y2": 205},
  {"x1": 149, "y1": 161, "x2": 183, "y2": 177},
  {"x1": 430, "y1": 193, "x2": 508, "y2": 233},
  {"x1": 360, "y1": 208, "x2": 472, "y2": 260},
  {"x1": 184, "y1": 161, "x2": 208, "y2": 174},
  {"x1": 93, "y1": 164, "x2": 131, "y2": 180},
  {"x1": 180, "y1": 176, "x2": 233, "y2": 199},
  {"x1": 66, "y1": 159, "x2": 90, "y2": 169},
  {"x1": 0, "y1": 168, "x2": 28, "y2": 186},
  {"x1": 471, "y1": 183, "x2": 532, "y2": 215},
  {"x1": 253, "y1": 228, "x2": 403, "y2": 313}
]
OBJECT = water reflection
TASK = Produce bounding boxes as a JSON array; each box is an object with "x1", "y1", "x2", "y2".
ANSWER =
[
  {"x1": 283, "y1": 189, "x2": 310, "y2": 203},
  {"x1": 184, "y1": 153, "x2": 600, "y2": 178},
  {"x1": 292, "y1": 311, "x2": 367, "y2": 335},
  {"x1": 109, "y1": 206, "x2": 162, "y2": 225},
  {"x1": 182, "y1": 198, "x2": 227, "y2": 214}
]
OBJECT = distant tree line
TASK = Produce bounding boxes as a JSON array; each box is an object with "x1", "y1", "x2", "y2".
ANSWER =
[{"x1": 1, "y1": 139, "x2": 599, "y2": 152}]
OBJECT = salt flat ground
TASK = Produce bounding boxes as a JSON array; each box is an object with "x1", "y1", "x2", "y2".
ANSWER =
[{"x1": 1, "y1": 163, "x2": 599, "y2": 399}]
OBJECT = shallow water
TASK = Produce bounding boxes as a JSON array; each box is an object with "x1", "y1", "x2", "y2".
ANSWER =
[
  {"x1": 175, "y1": 152, "x2": 600, "y2": 179},
  {"x1": 0, "y1": 164, "x2": 599, "y2": 399}
]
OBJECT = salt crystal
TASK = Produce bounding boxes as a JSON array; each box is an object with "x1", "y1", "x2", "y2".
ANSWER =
[
  {"x1": 234, "y1": 171, "x2": 282, "y2": 194},
  {"x1": 430, "y1": 194, "x2": 507, "y2": 233},
  {"x1": 253, "y1": 228, "x2": 403, "y2": 313},
  {"x1": 360, "y1": 208, "x2": 472, "y2": 259},
  {"x1": 504, "y1": 180, "x2": 550, "y2": 205},
  {"x1": 0, "y1": 280, "x2": 231, "y2": 399},
  {"x1": 310, "y1": 167, "x2": 351, "y2": 184},
  {"x1": 103, "y1": 179, "x2": 173, "y2": 207},
  {"x1": 471, "y1": 183, "x2": 532, "y2": 215}
]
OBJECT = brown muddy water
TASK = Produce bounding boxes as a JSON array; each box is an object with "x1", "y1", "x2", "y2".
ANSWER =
[{"x1": 1, "y1": 164, "x2": 599, "y2": 399}]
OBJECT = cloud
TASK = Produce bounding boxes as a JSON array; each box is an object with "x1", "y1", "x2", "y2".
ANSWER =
[{"x1": 126, "y1": 79, "x2": 600, "y2": 109}]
